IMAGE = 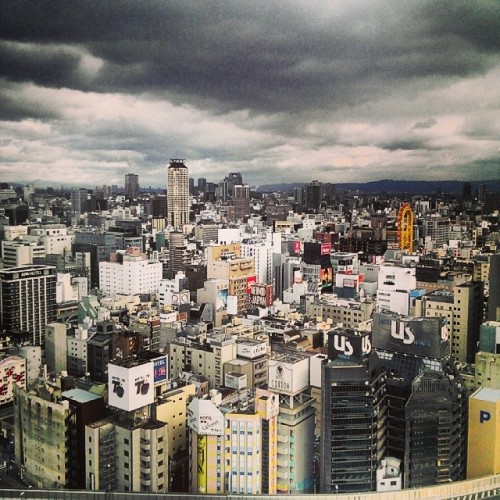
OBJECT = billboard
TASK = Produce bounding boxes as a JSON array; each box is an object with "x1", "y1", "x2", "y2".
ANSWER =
[
  {"x1": 343, "y1": 278, "x2": 356, "y2": 288},
  {"x1": 321, "y1": 243, "x2": 331, "y2": 255},
  {"x1": 320, "y1": 266, "x2": 333, "y2": 290},
  {"x1": 246, "y1": 275, "x2": 257, "y2": 294},
  {"x1": 216, "y1": 288, "x2": 228, "y2": 311},
  {"x1": 153, "y1": 356, "x2": 168, "y2": 384},
  {"x1": 237, "y1": 341, "x2": 267, "y2": 359},
  {"x1": 372, "y1": 312, "x2": 449, "y2": 359},
  {"x1": 328, "y1": 330, "x2": 372, "y2": 362},
  {"x1": 188, "y1": 398, "x2": 225, "y2": 435},
  {"x1": 197, "y1": 435, "x2": 207, "y2": 494},
  {"x1": 293, "y1": 240, "x2": 301, "y2": 255},
  {"x1": 268, "y1": 356, "x2": 309, "y2": 395},
  {"x1": 250, "y1": 284, "x2": 274, "y2": 307},
  {"x1": 108, "y1": 361, "x2": 154, "y2": 411}
]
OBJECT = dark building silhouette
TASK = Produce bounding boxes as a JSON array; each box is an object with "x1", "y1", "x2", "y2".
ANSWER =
[
  {"x1": 488, "y1": 254, "x2": 500, "y2": 321},
  {"x1": 305, "y1": 180, "x2": 322, "y2": 211},
  {"x1": 87, "y1": 321, "x2": 114, "y2": 383},
  {"x1": 124, "y1": 173, "x2": 139, "y2": 199}
]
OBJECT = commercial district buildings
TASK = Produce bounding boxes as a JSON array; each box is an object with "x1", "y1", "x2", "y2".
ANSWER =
[{"x1": 0, "y1": 162, "x2": 499, "y2": 495}]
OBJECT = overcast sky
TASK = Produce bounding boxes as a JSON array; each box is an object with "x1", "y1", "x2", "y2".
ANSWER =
[{"x1": 1, "y1": 1, "x2": 499, "y2": 189}]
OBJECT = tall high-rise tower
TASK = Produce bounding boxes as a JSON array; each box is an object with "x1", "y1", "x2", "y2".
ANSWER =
[
  {"x1": 167, "y1": 159, "x2": 189, "y2": 229},
  {"x1": 124, "y1": 173, "x2": 139, "y2": 199},
  {"x1": 305, "y1": 180, "x2": 322, "y2": 211},
  {"x1": 233, "y1": 184, "x2": 251, "y2": 221}
]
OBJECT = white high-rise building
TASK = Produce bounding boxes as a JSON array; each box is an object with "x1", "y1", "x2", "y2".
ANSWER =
[
  {"x1": 241, "y1": 240, "x2": 274, "y2": 284},
  {"x1": 99, "y1": 247, "x2": 162, "y2": 296},
  {"x1": 167, "y1": 159, "x2": 189, "y2": 229}
]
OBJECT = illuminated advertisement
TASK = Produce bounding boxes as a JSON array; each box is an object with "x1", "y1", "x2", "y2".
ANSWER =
[
  {"x1": 153, "y1": 356, "x2": 168, "y2": 384},
  {"x1": 108, "y1": 361, "x2": 154, "y2": 411},
  {"x1": 372, "y1": 312, "x2": 450, "y2": 359},
  {"x1": 216, "y1": 288, "x2": 228, "y2": 311},
  {"x1": 293, "y1": 240, "x2": 301, "y2": 255},
  {"x1": 320, "y1": 266, "x2": 333, "y2": 289}
]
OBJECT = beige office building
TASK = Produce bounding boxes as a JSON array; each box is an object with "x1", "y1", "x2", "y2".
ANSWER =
[
  {"x1": 169, "y1": 333, "x2": 237, "y2": 388},
  {"x1": 167, "y1": 159, "x2": 189, "y2": 230},
  {"x1": 415, "y1": 281, "x2": 483, "y2": 363},
  {"x1": 207, "y1": 243, "x2": 255, "y2": 314},
  {"x1": 86, "y1": 417, "x2": 168, "y2": 493}
]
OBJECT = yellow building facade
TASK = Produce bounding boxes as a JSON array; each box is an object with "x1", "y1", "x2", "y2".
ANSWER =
[{"x1": 467, "y1": 387, "x2": 500, "y2": 479}]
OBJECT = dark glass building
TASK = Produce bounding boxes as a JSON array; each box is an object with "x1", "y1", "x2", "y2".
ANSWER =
[
  {"x1": 320, "y1": 328, "x2": 387, "y2": 493},
  {"x1": 372, "y1": 311, "x2": 468, "y2": 488},
  {"x1": 0, "y1": 265, "x2": 57, "y2": 346}
]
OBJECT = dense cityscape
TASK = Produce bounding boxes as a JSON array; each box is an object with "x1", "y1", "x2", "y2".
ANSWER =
[{"x1": 0, "y1": 162, "x2": 498, "y2": 498}]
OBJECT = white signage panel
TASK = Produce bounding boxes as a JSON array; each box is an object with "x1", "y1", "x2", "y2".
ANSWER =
[{"x1": 108, "y1": 361, "x2": 154, "y2": 411}]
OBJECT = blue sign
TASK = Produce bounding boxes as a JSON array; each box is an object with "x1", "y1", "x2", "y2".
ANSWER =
[{"x1": 154, "y1": 357, "x2": 168, "y2": 383}]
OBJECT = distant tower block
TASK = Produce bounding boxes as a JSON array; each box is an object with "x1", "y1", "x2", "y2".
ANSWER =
[{"x1": 397, "y1": 203, "x2": 414, "y2": 253}]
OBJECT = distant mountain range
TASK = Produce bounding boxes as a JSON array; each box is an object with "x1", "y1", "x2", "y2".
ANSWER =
[{"x1": 255, "y1": 179, "x2": 500, "y2": 194}]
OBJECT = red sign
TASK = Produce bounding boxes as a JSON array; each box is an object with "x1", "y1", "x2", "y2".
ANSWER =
[
  {"x1": 246, "y1": 275, "x2": 257, "y2": 294},
  {"x1": 293, "y1": 241, "x2": 301, "y2": 255},
  {"x1": 321, "y1": 243, "x2": 331, "y2": 255}
]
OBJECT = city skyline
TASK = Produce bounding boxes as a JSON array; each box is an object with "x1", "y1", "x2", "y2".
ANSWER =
[{"x1": 1, "y1": 1, "x2": 500, "y2": 188}]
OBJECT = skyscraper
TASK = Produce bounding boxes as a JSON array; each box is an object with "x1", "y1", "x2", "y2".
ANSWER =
[
  {"x1": 320, "y1": 328, "x2": 386, "y2": 494},
  {"x1": 233, "y1": 184, "x2": 251, "y2": 221},
  {"x1": 0, "y1": 265, "x2": 57, "y2": 346},
  {"x1": 167, "y1": 159, "x2": 189, "y2": 229},
  {"x1": 371, "y1": 312, "x2": 468, "y2": 487},
  {"x1": 124, "y1": 173, "x2": 139, "y2": 199},
  {"x1": 305, "y1": 180, "x2": 322, "y2": 211}
]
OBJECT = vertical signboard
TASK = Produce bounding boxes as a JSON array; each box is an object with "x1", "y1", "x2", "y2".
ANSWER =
[{"x1": 153, "y1": 356, "x2": 168, "y2": 384}]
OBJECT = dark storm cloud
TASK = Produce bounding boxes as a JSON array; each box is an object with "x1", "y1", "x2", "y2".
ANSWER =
[
  {"x1": 0, "y1": 81, "x2": 61, "y2": 121},
  {"x1": 1, "y1": 1, "x2": 499, "y2": 113},
  {"x1": 1, "y1": 0, "x2": 500, "y2": 186},
  {"x1": 380, "y1": 140, "x2": 428, "y2": 152}
]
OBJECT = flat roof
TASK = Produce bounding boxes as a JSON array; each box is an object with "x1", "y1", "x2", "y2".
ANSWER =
[
  {"x1": 62, "y1": 388, "x2": 101, "y2": 403},
  {"x1": 472, "y1": 387, "x2": 500, "y2": 403}
]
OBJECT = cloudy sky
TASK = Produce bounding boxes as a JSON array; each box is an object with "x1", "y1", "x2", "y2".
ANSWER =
[{"x1": 1, "y1": 1, "x2": 499, "y2": 188}]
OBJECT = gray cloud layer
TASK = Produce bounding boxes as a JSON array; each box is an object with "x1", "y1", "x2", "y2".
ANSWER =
[{"x1": 1, "y1": 1, "x2": 499, "y2": 187}]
